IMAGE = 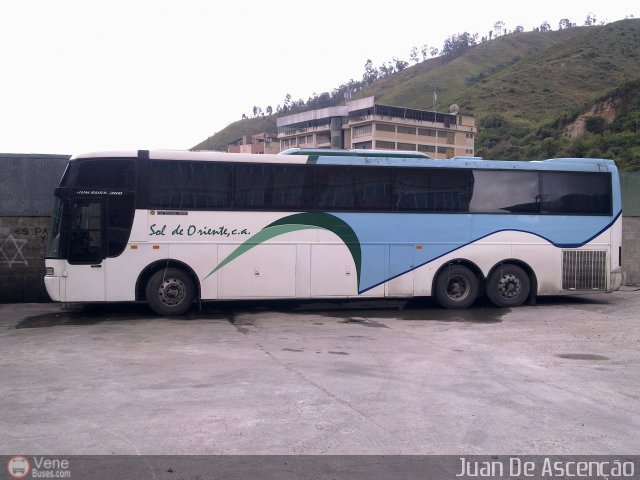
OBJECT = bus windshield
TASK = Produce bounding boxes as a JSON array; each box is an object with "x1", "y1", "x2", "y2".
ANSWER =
[{"x1": 46, "y1": 195, "x2": 65, "y2": 258}]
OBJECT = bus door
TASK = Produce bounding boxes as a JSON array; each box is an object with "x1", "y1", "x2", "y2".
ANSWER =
[{"x1": 64, "y1": 198, "x2": 106, "y2": 301}]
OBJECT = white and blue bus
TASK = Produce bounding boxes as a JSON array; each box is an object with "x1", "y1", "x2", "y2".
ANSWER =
[{"x1": 45, "y1": 148, "x2": 623, "y2": 315}]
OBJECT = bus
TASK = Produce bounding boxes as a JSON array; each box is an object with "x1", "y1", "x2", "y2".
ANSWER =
[{"x1": 44, "y1": 148, "x2": 623, "y2": 316}]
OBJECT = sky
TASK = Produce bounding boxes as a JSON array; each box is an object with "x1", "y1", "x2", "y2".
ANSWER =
[{"x1": 0, "y1": 1, "x2": 637, "y2": 155}]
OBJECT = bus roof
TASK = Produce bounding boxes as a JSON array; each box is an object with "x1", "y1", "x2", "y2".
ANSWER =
[{"x1": 69, "y1": 149, "x2": 617, "y2": 172}]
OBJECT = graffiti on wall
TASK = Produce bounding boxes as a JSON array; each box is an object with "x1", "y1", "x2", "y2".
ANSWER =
[{"x1": 0, "y1": 227, "x2": 28, "y2": 267}]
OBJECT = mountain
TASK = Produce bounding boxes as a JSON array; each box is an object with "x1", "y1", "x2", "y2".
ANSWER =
[{"x1": 193, "y1": 19, "x2": 640, "y2": 170}]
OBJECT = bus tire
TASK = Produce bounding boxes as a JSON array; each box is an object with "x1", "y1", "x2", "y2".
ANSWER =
[
  {"x1": 146, "y1": 268, "x2": 195, "y2": 316},
  {"x1": 486, "y1": 264, "x2": 530, "y2": 307},
  {"x1": 434, "y1": 265, "x2": 479, "y2": 309}
]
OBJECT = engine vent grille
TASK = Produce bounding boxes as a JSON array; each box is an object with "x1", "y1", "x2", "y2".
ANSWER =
[{"x1": 562, "y1": 250, "x2": 607, "y2": 291}]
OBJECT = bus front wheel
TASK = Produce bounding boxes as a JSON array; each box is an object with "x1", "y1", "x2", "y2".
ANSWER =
[
  {"x1": 146, "y1": 268, "x2": 195, "y2": 316},
  {"x1": 434, "y1": 265, "x2": 479, "y2": 309},
  {"x1": 486, "y1": 264, "x2": 530, "y2": 307}
]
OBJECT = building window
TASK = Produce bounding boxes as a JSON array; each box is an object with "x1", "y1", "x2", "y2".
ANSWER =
[
  {"x1": 375, "y1": 140, "x2": 396, "y2": 150},
  {"x1": 417, "y1": 144, "x2": 436, "y2": 153},
  {"x1": 353, "y1": 124, "x2": 373, "y2": 137},
  {"x1": 418, "y1": 128, "x2": 437, "y2": 137},
  {"x1": 466, "y1": 133, "x2": 474, "y2": 139},
  {"x1": 317, "y1": 133, "x2": 330, "y2": 144},
  {"x1": 375, "y1": 123, "x2": 396, "y2": 133},
  {"x1": 397, "y1": 142, "x2": 416, "y2": 151},
  {"x1": 438, "y1": 131, "x2": 455, "y2": 144},
  {"x1": 397, "y1": 126, "x2": 416, "y2": 135},
  {"x1": 437, "y1": 146, "x2": 455, "y2": 158}
]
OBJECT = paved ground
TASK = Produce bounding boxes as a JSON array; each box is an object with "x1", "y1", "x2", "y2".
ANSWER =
[{"x1": 1, "y1": 290, "x2": 639, "y2": 455}]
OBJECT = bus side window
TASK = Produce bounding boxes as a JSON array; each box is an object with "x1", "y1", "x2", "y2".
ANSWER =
[
  {"x1": 541, "y1": 171, "x2": 611, "y2": 215},
  {"x1": 315, "y1": 166, "x2": 357, "y2": 210}
]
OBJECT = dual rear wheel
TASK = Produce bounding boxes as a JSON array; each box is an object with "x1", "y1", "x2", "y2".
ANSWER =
[{"x1": 434, "y1": 263, "x2": 531, "y2": 309}]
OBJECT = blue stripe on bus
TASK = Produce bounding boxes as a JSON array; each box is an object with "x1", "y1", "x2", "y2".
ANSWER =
[{"x1": 332, "y1": 211, "x2": 621, "y2": 293}]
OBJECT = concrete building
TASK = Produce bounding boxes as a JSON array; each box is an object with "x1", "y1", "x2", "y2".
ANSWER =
[
  {"x1": 276, "y1": 96, "x2": 477, "y2": 158},
  {"x1": 228, "y1": 133, "x2": 279, "y2": 154}
]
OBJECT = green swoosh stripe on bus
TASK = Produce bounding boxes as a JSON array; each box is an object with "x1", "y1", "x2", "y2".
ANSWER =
[{"x1": 203, "y1": 213, "x2": 362, "y2": 286}]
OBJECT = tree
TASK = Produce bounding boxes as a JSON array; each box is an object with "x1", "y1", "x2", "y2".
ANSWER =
[
  {"x1": 539, "y1": 21, "x2": 551, "y2": 32},
  {"x1": 558, "y1": 18, "x2": 574, "y2": 29},
  {"x1": 494, "y1": 20, "x2": 505, "y2": 37},
  {"x1": 420, "y1": 44, "x2": 429, "y2": 61},
  {"x1": 514, "y1": 25, "x2": 524, "y2": 33},
  {"x1": 430, "y1": 47, "x2": 439, "y2": 57},
  {"x1": 379, "y1": 62, "x2": 394, "y2": 77},
  {"x1": 362, "y1": 59, "x2": 379, "y2": 86},
  {"x1": 252, "y1": 106, "x2": 258, "y2": 117},
  {"x1": 584, "y1": 13, "x2": 597, "y2": 25},
  {"x1": 241, "y1": 113, "x2": 247, "y2": 120},
  {"x1": 441, "y1": 32, "x2": 478, "y2": 58},
  {"x1": 393, "y1": 57, "x2": 409, "y2": 71},
  {"x1": 409, "y1": 46, "x2": 419, "y2": 64},
  {"x1": 266, "y1": 105, "x2": 273, "y2": 116}
]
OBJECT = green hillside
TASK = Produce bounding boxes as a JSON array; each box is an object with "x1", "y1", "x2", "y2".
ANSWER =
[{"x1": 193, "y1": 19, "x2": 640, "y2": 170}]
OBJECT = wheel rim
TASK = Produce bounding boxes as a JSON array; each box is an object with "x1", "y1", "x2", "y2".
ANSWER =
[
  {"x1": 158, "y1": 277, "x2": 187, "y2": 306},
  {"x1": 497, "y1": 273, "x2": 521, "y2": 298},
  {"x1": 445, "y1": 275, "x2": 470, "y2": 301}
]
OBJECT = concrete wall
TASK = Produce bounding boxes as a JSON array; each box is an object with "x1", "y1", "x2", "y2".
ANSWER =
[
  {"x1": 0, "y1": 216, "x2": 51, "y2": 302},
  {"x1": 1, "y1": 154, "x2": 69, "y2": 302},
  {"x1": 623, "y1": 216, "x2": 640, "y2": 285}
]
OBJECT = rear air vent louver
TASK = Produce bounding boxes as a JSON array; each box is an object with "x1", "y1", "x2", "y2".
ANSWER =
[{"x1": 562, "y1": 250, "x2": 607, "y2": 291}]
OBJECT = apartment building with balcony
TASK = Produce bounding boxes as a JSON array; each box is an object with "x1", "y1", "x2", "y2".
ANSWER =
[
  {"x1": 276, "y1": 96, "x2": 476, "y2": 158},
  {"x1": 228, "y1": 132, "x2": 280, "y2": 154}
]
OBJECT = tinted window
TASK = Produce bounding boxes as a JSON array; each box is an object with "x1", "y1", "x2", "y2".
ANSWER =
[
  {"x1": 469, "y1": 170, "x2": 540, "y2": 213},
  {"x1": 147, "y1": 161, "x2": 231, "y2": 209},
  {"x1": 106, "y1": 195, "x2": 135, "y2": 257},
  {"x1": 234, "y1": 164, "x2": 312, "y2": 209},
  {"x1": 316, "y1": 166, "x2": 392, "y2": 211},
  {"x1": 75, "y1": 159, "x2": 136, "y2": 190},
  {"x1": 395, "y1": 168, "x2": 470, "y2": 212},
  {"x1": 541, "y1": 171, "x2": 611, "y2": 215},
  {"x1": 68, "y1": 201, "x2": 103, "y2": 264}
]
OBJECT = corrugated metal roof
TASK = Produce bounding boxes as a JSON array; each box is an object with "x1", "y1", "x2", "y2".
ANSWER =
[{"x1": 0, "y1": 154, "x2": 70, "y2": 216}]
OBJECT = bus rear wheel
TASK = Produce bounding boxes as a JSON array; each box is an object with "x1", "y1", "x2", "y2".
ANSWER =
[
  {"x1": 146, "y1": 268, "x2": 195, "y2": 316},
  {"x1": 434, "y1": 265, "x2": 479, "y2": 309},
  {"x1": 486, "y1": 264, "x2": 530, "y2": 307}
]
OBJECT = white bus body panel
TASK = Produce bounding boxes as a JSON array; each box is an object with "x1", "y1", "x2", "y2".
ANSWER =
[{"x1": 48, "y1": 210, "x2": 621, "y2": 303}]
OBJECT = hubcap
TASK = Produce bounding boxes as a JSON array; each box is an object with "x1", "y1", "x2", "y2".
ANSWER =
[
  {"x1": 158, "y1": 278, "x2": 187, "y2": 306},
  {"x1": 446, "y1": 275, "x2": 469, "y2": 301},
  {"x1": 497, "y1": 273, "x2": 521, "y2": 298}
]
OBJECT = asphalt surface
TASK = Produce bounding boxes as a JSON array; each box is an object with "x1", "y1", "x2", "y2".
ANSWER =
[{"x1": 1, "y1": 290, "x2": 638, "y2": 455}]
